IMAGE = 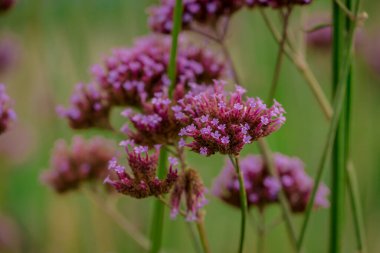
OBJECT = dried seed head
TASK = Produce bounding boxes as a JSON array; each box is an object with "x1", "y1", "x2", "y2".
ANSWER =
[{"x1": 170, "y1": 168, "x2": 207, "y2": 221}]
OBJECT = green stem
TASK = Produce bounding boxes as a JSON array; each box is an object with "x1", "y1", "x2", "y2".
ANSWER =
[
  {"x1": 85, "y1": 190, "x2": 150, "y2": 251},
  {"x1": 229, "y1": 155, "x2": 247, "y2": 253},
  {"x1": 150, "y1": 149, "x2": 168, "y2": 253},
  {"x1": 257, "y1": 210, "x2": 265, "y2": 253},
  {"x1": 346, "y1": 161, "x2": 367, "y2": 253},
  {"x1": 330, "y1": 1, "x2": 347, "y2": 252},
  {"x1": 343, "y1": 0, "x2": 367, "y2": 252},
  {"x1": 196, "y1": 218, "x2": 212, "y2": 253},
  {"x1": 267, "y1": 7, "x2": 292, "y2": 102},
  {"x1": 168, "y1": 0, "x2": 183, "y2": 97},
  {"x1": 259, "y1": 9, "x2": 333, "y2": 120},
  {"x1": 150, "y1": 1, "x2": 183, "y2": 252},
  {"x1": 297, "y1": 0, "x2": 360, "y2": 249}
]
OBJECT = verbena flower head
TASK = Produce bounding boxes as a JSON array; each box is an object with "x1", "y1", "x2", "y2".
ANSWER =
[
  {"x1": 170, "y1": 168, "x2": 207, "y2": 221},
  {"x1": 0, "y1": 84, "x2": 16, "y2": 135},
  {"x1": 57, "y1": 83, "x2": 111, "y2": 130},
  {"x1": 105, "y1": 142, "x2": 178, "y2": 199},
  {"x1": 212, "y1": 153, "x2": 329, "y2": 213},
  {"x1": 148, "y1": 0, "x2": 312, "y2": 34},
  {"x1": 41, "y1": 136, "x2": 116, "y2": 193},
  {"x1": 176, "y1": 80, "x2": 286, "y2": 156},
  {"x1": 121, "y1": 92, "x2": 184, "y2": 146},
  {"x1": 91, "y1": 35, "x2": 225, "y2": 108}
]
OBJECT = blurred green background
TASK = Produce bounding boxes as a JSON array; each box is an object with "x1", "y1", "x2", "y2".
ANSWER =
[{"x1": 0, "y1": 0, "x2": 379, "y2": 252}]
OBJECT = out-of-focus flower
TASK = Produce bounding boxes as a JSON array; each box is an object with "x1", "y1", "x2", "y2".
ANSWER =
[
  {"x1": 41, "y1": 136, "x2": 116, "y2": 193},
  {"x1": 363, "y1": 33, "x2": 380, "y2": 78},
  {"x1": 0, "y1": 123, "x2": 36, "y2": 165},
  {"x1": 305, "y1": 14, "x2": 363, "y2": 51},
  {"x1": 0, "y1": 84, "x2": 16, "y2": 135},
  {"x1": 105, "y1": 142, "x2": 178, "y2": 198},
  {"x1": 148, "y1": 0, "x2": 312, "y2": 34},
  {"x1": 121, "y1": 92, "x2": 184, "y2": 146},
  {"x1": 212, "y1": 154, "x2": 329, "y2": 213},
  {"x1": 170, "y1": 168, "x2": 207, "y2": 221},
  {"x1": 57, "y1": 83, "x2": 112, "y2": 130},
  {"x1": 175, "y1": 80, "x2": 285, "y2": 156},
  {"x1": 0, "y1": 0, "x2": 15, "y2": 13},
  {"x1": 91, "y1": 35, "x2": 225, "y2": 108},
  {"x1": 0, "y1": 36, "x2": 19, "y2": 74}
]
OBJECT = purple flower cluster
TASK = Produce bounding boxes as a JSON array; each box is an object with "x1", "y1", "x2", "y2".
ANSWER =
[
  {"x1": 105, "y1": 142, "x2": 178, "y2": 199},
  {"x1": 212, "y1": 154, "x2": 329, "y2": 213},
  {"x1": 57, "y1": 83, "x2": 111, "y2": 130},
  {"x1": 91, "y1": 35, "x2": 225, "y2": 107},
  {"x1": 121, "y1": 92, "x2": 184, "y2": 146},
  {"x1": 175, "y1": 80, "x2": 285, "y2": 156},
  {"x1": 148, "y1": 0, "x2": 312, "y2": 34},
  {"x1": 170, "y1": 168, "x2": 207, "y2": 221},
  {"x1": 0, "y1": 84, "x2": 16, "y2": 135},
  {"x1": 41, "y1": 136, "x2": 116, "y2": 193},
  {"x1": 59, "y1": 36, "x2": 225, "y2": 130}
]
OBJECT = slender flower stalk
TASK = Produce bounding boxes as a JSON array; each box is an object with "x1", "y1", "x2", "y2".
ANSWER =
[
  {"x1": 259, "y1": 9, "x2": 333, "y2": 120},
  {"x1": 343, "y1": 0, "x2": 366, "y2": 252},
  {"x1": 267, "y1": 7, "x2": 292, "y2": 102},
  {"x1": 229, "y1": 155, "x2": 247, "y2": 253},
  {"x1": 191, "y1": 17, "x2": 296, "y2": 249},
  {"x1": 85, "y1": 190, "x2": 151, "y2": 251},
  {"x1": 150, "y1": 149, "x2": 169, "y2": 253},
  {"x1": 330, "y1": 1, "x2": 347, "y2": 252},
  {"x1": 150, "y1": 1, "x2": 183, "y2": 252},
  {"x1": 297, "y1": 0, "x2": 361, "y2": 249}
]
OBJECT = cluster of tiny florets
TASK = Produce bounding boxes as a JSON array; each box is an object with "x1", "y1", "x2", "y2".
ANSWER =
[
  {"x1": 91, "y1": 35, "x2": 225, "y2": 107},
  {"x1": 170, "y1": 168, "x2": 208, "y2": 221},
  {"x1": 212, "y1": 154, "x2": 329, "y2": 213},
  {"x1": 0, "y1": 84, "x2": 16, "y2": 135},
  {"x1": 105, "y1": 142, "x2": 178, "y2": 199},
  {"x1": 41, "y1": 136, "x2": 116, "y2": 193},
  {"x1": 175, "y1": 80, "x2": 286, "y2": 156},
  {"x1": 57, "y1": 83, "x2": 111, "y2": 130},
  {"x1": 121, "y1": 92, "x2": 184, "y2": 146},
  {"x1": 148, "y1": 0, "x2": 313, "y2": 34}
]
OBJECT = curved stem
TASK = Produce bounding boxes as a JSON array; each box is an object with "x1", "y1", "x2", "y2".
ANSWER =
[
  {"x1": 85, "y1": 190, "x2": 150, "y2": 251},
  {"x1": 229, "y1": 155, "x2": 247, "y2": 253},
  {"x1": 257, "y1": 210, "x2": 265, "y2": 253},
  {"x1": 297, "y1": 0, "x2": 360, "y2": 248},
  {"x1": 221, "y1": 41, "x2": 241, "y2": 85},
  {"x1": 196, "y1": 216, "x2": 212, "y2": 253},
  {"x1": 259, "y1": 9, "x2": 333, "y2": 120},
  {"x1": 267, "y1": 7, "x2": 292, "y2": 103}
]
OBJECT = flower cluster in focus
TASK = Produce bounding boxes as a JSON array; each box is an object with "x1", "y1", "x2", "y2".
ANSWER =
[
  {"x1": 148, "y1": 0, "x2": 313, "y2": 34},
  {"x1": 212, "y1": 153, "x2": 329, "y2": 213},
  {"x1": 175, "y1": 81, "x2": 286, "y2": 156},
  {"x1": 170, "y1": 168, "x2": 207, "y2": 221},
  {"x1": 105, "y1": 142, "x2": 178, "y2": 198},
  {"x1": 0, "y1": 84, "x2": 16, "y2": 135},
  {"x1": 91, "y1": 35, "x2": 225, "y2": 108},
  {"x1": 59, "y1": 36, "x2": 225, "y2": 130},
  {"x1": 41, "y1": 136, "x2": 116, "y2": 193}
]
